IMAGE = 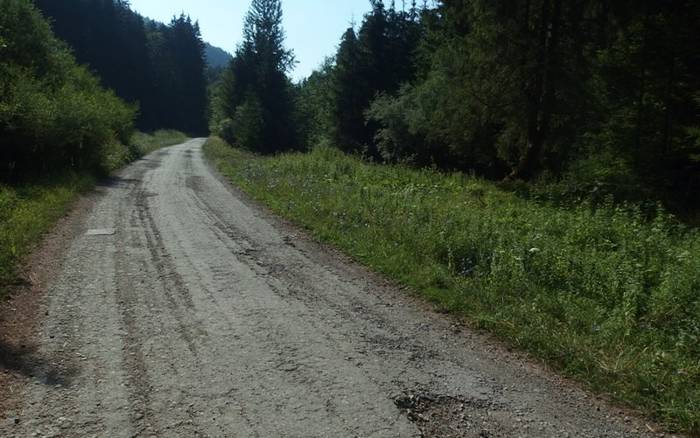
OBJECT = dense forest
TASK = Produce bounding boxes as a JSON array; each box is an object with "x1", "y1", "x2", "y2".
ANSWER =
[
  {"x1": 0, "y1": 0, "x2": 136, "y2": 177},
  {"x1": 0, "y1": 0, "x2": 213, "y2": 178},
  {"x1": 34, "y1": 0, "x2": 209, "y2": 135},
  {"x1": 212, "y1": 0, "x2": 700, "y2": 213}
]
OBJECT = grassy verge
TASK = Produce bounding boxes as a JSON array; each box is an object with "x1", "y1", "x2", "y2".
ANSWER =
[
  {"x1": 129, "y1": 130, "x2": 190, "y2": 158},
  {"x1": 0, "y1": 173, "x2": 95, "y2": 300},
  {"x1": 204, "y1": 136, "x2": 700, "y2": 433},
  {"x1": 0, "y1": 130, "x2": 187, "y2": 301}
]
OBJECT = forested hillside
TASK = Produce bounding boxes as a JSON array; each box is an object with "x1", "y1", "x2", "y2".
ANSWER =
[
  {"x1": 205, "y1": 43, "x2": 233, "y2": 69},
  {"x1": 34, "y1": 0, "x2": 209, "y2": 135}
]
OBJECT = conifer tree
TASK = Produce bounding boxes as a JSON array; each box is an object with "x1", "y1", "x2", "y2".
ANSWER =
[
  {"x1": 33, "y1": 0, "x2": 209, "y2": 135},
  {"x1": 331, "y1": 27, "x2": 370, "y2": 153},
  {"x1": 163, "y1": 15, "x2": 208, "y2": 135},
  {"x1": 217, "y1": 0, "x2": 296, "y2": 153},
  {"x1": 330, "y1": 1, "x2": 422, "y2": 156}
]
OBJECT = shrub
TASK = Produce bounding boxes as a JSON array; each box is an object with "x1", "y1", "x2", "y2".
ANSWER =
[
  {"x1": 230, "y1": 94, "x2": 265, "y2": 151},
  {"x1": 0, "y1": 0, "x2": 136, "y2": 178}
]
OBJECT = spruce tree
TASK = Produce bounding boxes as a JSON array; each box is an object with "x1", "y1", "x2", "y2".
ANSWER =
[
  {"x1": 332, "y1": 27, "x2": 370, "y2": 153},
  {"x1": 165, "y1": 15, "x2": 208, "y2": 135},
  {"x1": 218, "y1": 0, "x2": 296, "y2": 153},
  {"x1": 330, "y1": 1, "x2": 422, "y2": 156}
]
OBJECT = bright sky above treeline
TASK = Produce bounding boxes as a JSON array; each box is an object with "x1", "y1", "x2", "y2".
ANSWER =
[{"x1": 129, "y1": 0, "x2": 375, "y2": 80}]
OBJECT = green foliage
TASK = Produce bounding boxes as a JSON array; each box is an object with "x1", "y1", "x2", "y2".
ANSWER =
[
  {"x1": 212, "y1": 0, "x2": 296, "y2": 153},
  {"x1": 299, "y1": 0, "x2": 700, "y2": 211},
  {"x1": 33, "y1": 1, "x2": 209, "y2": 134},
  {"x1": 331, "y1": 27, "x2": 370, "y2": 153},
  {"x1": 34, "y1": 0, "x2": 151, "y2": 104},
  {"x1": 365, "y1": 0, "x2": 590, "y2": 178},
  {"x1": 148, "y1": 15, "x2": 209, "y2": 135},
  {"x1": 205, "y1": 137, "x2": 700, "y2": 433},
  {"x1": 589, "y1": 1, "x2": 700, "y2": 209},
  {"x1": 294, "y1": 58, "x2": 335, "y2": 147},
  {"x1": 327, "y1": 3, "x2": 422, "y2": 156},
  {"x1": 0, "y1": 0, "x2": 136, "y2": 178},
  {"x1": 231, "y1": 94, "x2": 265, "y2": 151},
  {"x1": 367, "y1": 74, "x2": 504, "y2": 176}
]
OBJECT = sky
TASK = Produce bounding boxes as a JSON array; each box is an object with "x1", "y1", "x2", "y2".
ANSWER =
[{"x1": 129, "y1": 0, "x2": 373, "y2": 80}]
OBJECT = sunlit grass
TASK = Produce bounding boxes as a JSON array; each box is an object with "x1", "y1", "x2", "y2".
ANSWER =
[
  {"x1": 204, "y1": 136, "x2": 700, "y2": 434},
  {"x1": 129, "y1": 130, "x2": 189, "y2": 158},
  {"x1": 0, "y1": 173, "x2": 94, "y2": 298}
]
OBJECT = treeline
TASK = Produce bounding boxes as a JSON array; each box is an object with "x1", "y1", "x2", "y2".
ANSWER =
[
  {"x1": 34, "y1": 0, "x2": 208, "y2": 135},
  {"x1": 0, "y1": 0, "x2": 135, "y2": 178},
  {"x1": 213, "y1": 0, "x2": 700, "y2": 210}
]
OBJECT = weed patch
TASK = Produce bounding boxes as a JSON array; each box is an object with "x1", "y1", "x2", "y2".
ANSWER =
[{"x1": 0, "y1": 173, "x2": 94, "y2": 299}]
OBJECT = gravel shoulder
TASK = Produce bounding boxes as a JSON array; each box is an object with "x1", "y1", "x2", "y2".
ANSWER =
[{"x1": 0, "y1": 139, "x2": 672, "y2": 437}]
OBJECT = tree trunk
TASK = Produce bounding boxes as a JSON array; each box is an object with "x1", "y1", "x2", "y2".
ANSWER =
[
  {"x1": 662, "y1": 51, "x2": 676, "y2": 155},
  {"x1": 635, "y1": 10, "x2": 651, "y2": 153},
  {"x1": 508, "y1": 0, "x2": 562, "y2": 180}
]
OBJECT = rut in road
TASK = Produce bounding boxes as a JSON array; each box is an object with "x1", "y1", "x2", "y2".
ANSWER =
[{"x1": 0, "y1": 139, "x2": 662, "y2": 437}]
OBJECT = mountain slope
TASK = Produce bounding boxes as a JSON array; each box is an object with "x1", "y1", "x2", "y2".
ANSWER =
[{"x1": 205, "y1": 43, "x2": 232, "y2": 69}]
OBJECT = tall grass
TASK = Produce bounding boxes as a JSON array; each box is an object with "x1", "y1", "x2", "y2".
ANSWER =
[
  {"x1": 205, "y1": 137, "x2": 700, "y2": 433},
  {"x1": 0, "y1": 173, "x2": 94, "y2": 299},
  {"x1": 129, "y1": 130, "x2": 189, "y2": 158}
]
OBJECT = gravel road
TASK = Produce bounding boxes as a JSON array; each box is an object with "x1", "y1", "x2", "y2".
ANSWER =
[{"x1": 0, "y1": 139, "x2": 667, "y2": 437}]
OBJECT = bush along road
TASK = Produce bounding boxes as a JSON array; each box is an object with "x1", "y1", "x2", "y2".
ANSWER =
[{"x1": 0, "y1": 139, "x2": 671, "y2": 437}]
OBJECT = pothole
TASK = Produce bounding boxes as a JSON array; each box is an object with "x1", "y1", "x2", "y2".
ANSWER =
[
  {"x1": 186, "y1": 176, "x2": 205, "y2": 192},
  {"x1": 394, "y1": 391, "x2": 510, "y2": 438}
]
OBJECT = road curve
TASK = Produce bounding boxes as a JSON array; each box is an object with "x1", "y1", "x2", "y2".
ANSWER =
[{"x1": 0, "y1": 139, "x2": 662, "y2": 437}]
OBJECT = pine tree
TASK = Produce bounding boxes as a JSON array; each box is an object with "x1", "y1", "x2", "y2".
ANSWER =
[
  {"x1": 165, "y1": 15, "x2": 208, "y2": 135},
  {"x1": 329, "y1": 1, "x2": 422, "y2": 156},
  {"x1": 331, "y1": 27, "x2": 370, "y2": 153},
  {"x1": 217, "y1": 0, "x2": 296, "y2": 153},
  {"x1": 33, "y1": 0, "x2": 209, "y2": 134}
]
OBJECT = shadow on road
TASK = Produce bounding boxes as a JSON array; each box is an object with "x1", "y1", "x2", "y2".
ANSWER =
[
  {"x1": 97, "y1": 176, "x2": 142, "y2": 190},
  {"x1": 0, "y1": 341, "x2": 76, "y2": 387}
]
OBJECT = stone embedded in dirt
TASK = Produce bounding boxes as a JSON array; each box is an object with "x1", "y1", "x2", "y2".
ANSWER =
[{"x1": 86, "y1": 228, "x2": 116, "y2": 236}]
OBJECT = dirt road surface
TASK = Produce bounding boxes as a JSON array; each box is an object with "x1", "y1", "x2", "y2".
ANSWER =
[{"x1": 0, "y1": 139, "x2": 666, "y2": 437}]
